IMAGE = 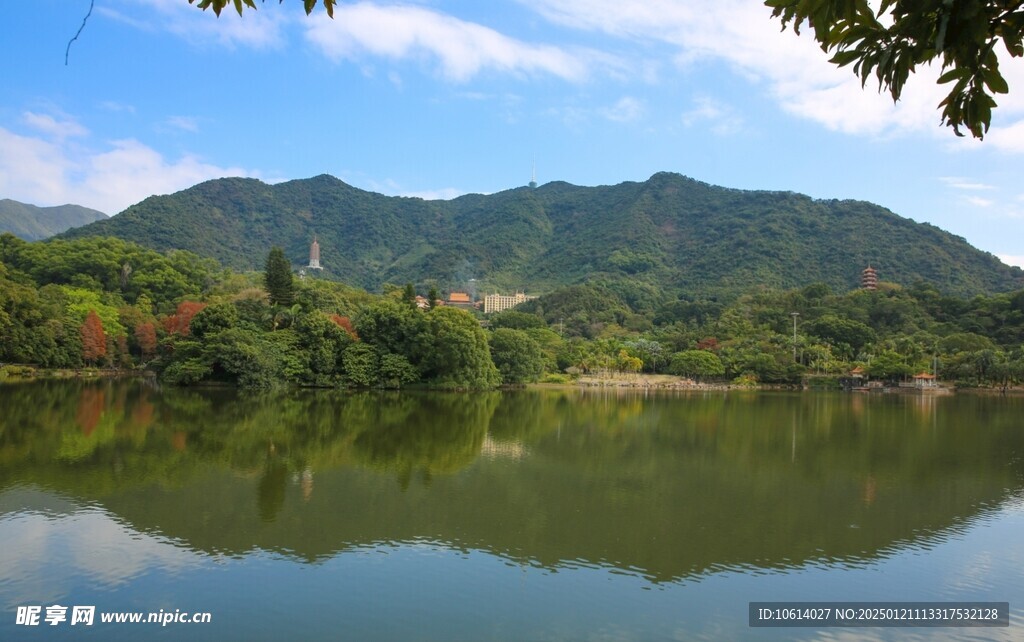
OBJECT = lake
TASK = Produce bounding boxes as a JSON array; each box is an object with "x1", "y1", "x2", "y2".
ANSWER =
[{"x1": 1, "y1": 380, "x2": 1021, "y2": 641}]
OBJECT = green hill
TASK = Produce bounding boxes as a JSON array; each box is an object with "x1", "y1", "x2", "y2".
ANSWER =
[
  {"x1": 59, "y1": 172, "x2": 1023, "y2": 298},
  {"x1": 1, "y1": 199, "x2": 107, "y2": 241}
]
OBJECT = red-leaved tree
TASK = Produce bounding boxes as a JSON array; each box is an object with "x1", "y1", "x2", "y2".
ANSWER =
[
  {"x1": 330, "y1": 314, "x2": 359, "y2": 340},
  {"x1": 80, "y1": 310, "x2": 107, "y2": 365},
  {"x1": 162, "y1": 301, "x2": 207, "y2": 336},
  {"x1": 135, "y1": 322, "x2": 157, "y2": 359}
]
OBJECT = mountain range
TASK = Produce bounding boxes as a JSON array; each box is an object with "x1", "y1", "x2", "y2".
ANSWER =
[
  {"x1": 58, "y1": 172, "x2": 1023, "y2": 299},
  {"x1": 0, "y1": 199, "x2": 107, "y2": 241}
]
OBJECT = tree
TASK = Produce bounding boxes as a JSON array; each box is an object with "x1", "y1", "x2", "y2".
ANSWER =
[
  {"x1": 163, "y1": 301, "x2": 208, "y2": 336},
  {"x1": 767, "y1": 0, "x2": 1024, "y2": 138},
  {"x1": 135, "y1": 322, "x2": 157, "y2": 360},
  {"x1": 264, "y1": 247, "x2": 295, "y2": 307},
  {"x1": 189, "y1": 0, "x2": 337, "y2": 18},
  {"x1": 189, "y1": 302, "x2": 239, "y2": 339},
  {"x1": 423, "y1": 306, "x2": 500, "y2": 388},
  {"x1": 489, "y1": 328, "x2": 545, "y2": 384},
  {"x1": 80, "y1": 310, "x2": 107, "y2": 365},
  {"x1": 402, "y1": 283, "x2": 417, "y2": 309},
  {"x1": 669, "y1": 350, "x2": 726, "y2": 380}
]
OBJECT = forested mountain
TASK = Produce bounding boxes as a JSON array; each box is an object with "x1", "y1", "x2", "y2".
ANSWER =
[
  {"x1": 0, "y1": 199, "x2": 107, "y2": 241},
  {"x1": 59, "y1": 172, "x2": 1023, "y2": 298}
]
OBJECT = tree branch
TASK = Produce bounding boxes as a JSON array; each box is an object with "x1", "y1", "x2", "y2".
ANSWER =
[{"x1": 65, "y1": 0, "x2": 95, "y2": 66}]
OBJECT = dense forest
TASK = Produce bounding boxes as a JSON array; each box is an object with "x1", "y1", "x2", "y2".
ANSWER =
[
  {"x1": 3, "y1": 233, "x2": 1023, "y2": 390},
  {"x1": 59, "y1": 172, "x2": 1024, "y2": 298}
]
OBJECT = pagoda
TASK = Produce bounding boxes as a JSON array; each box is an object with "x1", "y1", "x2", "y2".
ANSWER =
[
  {"x1": 861, "y1": 265, "x2": 878, "y2": 290},
  {"x1": 308, "y1": 236, "x2": 323, "y2": 270}
]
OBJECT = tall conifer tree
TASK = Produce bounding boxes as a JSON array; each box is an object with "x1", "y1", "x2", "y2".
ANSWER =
[{"x1": 264, "y1": 247, "x2": 295, "y2": 307}]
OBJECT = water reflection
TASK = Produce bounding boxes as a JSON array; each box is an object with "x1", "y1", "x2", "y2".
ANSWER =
[{"x1": 0, "y1": 381, "x2": 1022, "y2": 585}]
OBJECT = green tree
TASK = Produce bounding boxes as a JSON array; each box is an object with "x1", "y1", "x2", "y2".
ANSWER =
[
  {"x1": 402, "y1": 282, "x2": 417, "y2": 309},
  {"x1": 669, "y1": 350, "x2": 726, "y2": 380},
  {"x1": 264, "y1": 247, "x2": 295, "y2": 307},
  {"x1": 489, "y1": 328, "x2": 545, "y2": 384},
  {"x1": 342, "y1": 342, "x2": 380, "y2": 387},
  {"x1": 767, "y1": 0, "x2": 1024, "y2": 138},
  {"x1": 189, "y1": 302, "x2": 239, "y2": 339},
  {"x1": 868, "y1": 349, "x2": 913, "y2": 380},
  {"x1": 423, "y1": 306, "x2": 500, "y2": 388}
]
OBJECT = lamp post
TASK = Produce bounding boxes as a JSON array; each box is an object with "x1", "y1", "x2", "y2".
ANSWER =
[{"x1": 791, "y1": 312, "x2": 800, "y2": 362}]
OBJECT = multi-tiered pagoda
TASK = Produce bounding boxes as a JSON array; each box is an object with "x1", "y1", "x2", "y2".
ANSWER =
[
  {"x1": 308, "y1": 236, "x2": 323, "y2": 270},
  {"x1": 861, "y1": 265, "x2": 878, "y2": 290}
]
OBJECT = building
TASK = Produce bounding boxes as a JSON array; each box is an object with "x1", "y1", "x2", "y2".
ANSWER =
[
  {"x1": 484, "y1": 291, "x2": 537, "y2": 314},
  {"x1": 446, "y1": 292, "x2": 476, "y2": 309},
  {"x1": 308, "y1": 236, "x2": 323, "y2": 270},
  {"x1": 861, "y1": 265, "x2": 878, "y2": 290}
]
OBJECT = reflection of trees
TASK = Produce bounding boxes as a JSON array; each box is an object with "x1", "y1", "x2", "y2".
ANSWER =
[
  {"x1": 2, "y1": 383, "x2": 1023, "y2": 582},
  {"x1": 350, "y1": 392, "x2": 498, "y2": 483}
]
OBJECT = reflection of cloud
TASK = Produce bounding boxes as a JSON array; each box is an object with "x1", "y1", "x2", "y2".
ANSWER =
[
  {"x1": 0, "y1": 491, "x2": 206, "y2": 607},
  {"x1": 67, "y1": 510, "x2": 204, "y2": 586}
]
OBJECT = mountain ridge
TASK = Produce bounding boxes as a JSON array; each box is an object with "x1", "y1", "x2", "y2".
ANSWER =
[
  {"x1": 0, "y1": 199, "x2": 107, "y2": 241},
  {"x1": 58, "y1": 172, "x2": 1023, "y2": 299}
]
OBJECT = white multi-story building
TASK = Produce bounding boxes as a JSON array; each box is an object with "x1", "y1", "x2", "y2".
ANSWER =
[{"x1": 483, "y1": 291, "x2": 537, "y2": 314}]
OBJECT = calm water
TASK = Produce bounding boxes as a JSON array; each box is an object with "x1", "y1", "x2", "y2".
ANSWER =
[{"x1": 0, "y1": 380, "x2": 1022, "y2": 641}]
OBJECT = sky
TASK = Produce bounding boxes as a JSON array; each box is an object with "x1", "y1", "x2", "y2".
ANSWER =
[{"x1": 1, "y1": 0, "x2": 1022, "y2": 268}]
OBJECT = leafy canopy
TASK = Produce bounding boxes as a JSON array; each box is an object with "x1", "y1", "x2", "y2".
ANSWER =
[
  {"x1": 766, "y1": 0, "x2": 1024, "y2": 138},
  {"x1": 189, "y1": 0, "x2": 336, "y2": 17}
]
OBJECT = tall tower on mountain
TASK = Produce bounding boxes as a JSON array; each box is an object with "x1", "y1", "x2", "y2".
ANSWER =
[
  {"x1": 861, "y1": 265, "x2": 878, "y2": 290},
  {"x1": 529, "y1": 162, "x2": 538, "y2": 189},
  {"x1": 308, "y1": 236, "x2": 323, "y2": 270}
]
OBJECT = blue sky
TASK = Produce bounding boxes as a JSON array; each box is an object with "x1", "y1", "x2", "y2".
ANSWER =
[{"x1": 1, "y1": 0, "x2": 1022, "y2": 268}]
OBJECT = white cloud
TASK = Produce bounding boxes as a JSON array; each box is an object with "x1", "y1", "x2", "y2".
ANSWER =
[
  {"x1": 22, "y1": 111, "x2": 89, "y2": 140},
  {"x1": 100, "y1": 0, "x2": 287, "y2": 49},
  {"x1": 601, "y1": 96, "x2": 645, "y2": 122},
  {"x1": 357, "y1": 176, "x2": 466, "y2": 201},
  {"x1": 682, "y1": 96, "x2": 744, "y2": 135},
  {"x1": 985, "y1": 117, "x2": 1024, "y2": 153},
  {"x1": 99, "y1": 101, "x2": 136, "y2": 114},
  {"x1": 964, "y1": 195, "x2": 994, "y2": 207},
  {"x1": 304, "y1": 3, "x2": 591, "y2": 82},
  {"x1": 165, "y1": 115, "x2": 200, "y2": 132},
  {"x1": 520, "y1": 0, "x2": 1024, "y2": 143},
  {"x1": 0, "y1": 126, "x2": 256, "y2": 215},
  {"x1": 401, "y1": 187, "x2": 464, "y2": 201},
  {"x1": 998, "y1": 254, "x2": 1024, "y2": 268},
  {"x1": 939, "y1": 177, "x2": 995, "y2": 190}
]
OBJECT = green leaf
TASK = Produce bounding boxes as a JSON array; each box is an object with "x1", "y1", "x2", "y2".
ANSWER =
[
  {"x1": 982, "y1": 70, "x2": 1009, "y2": 94},
  {"x1": 937, "y1": 67, "x2": 965, "y2": 84},
  {"x1": 829, "y1": 50, "x2": 861, "y2": 66}
]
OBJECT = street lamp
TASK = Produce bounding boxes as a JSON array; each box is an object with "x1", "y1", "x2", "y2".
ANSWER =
[{"x1": 791, "y1": 312, "x2": 800, "y2": 362}]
